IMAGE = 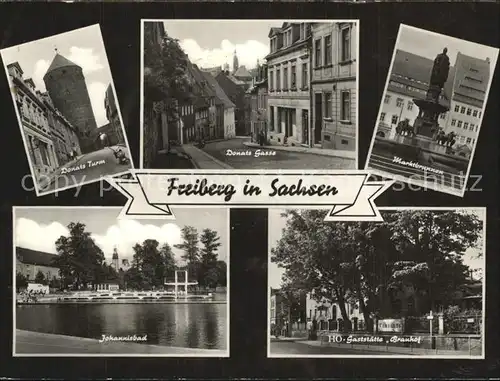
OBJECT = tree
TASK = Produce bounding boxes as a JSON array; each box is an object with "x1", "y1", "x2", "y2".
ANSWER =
[
  {"x1": 143, "y1": 22, "x2": 191, "y2": 119},
  {"x1": 52, "y1": 222, "x2": 106, "y2": 290},
  {"x1": 199, "y1": 228, "x2": 222, "y2": 288},
  {"x1": 16, "y1": 272, "x2": 28, "y2": 291},
  {"x1": 174, "y1": 226, "x2": 200, "y2": 281},
  {"x1": 272, "y1": 210, "x2": 354, "y2": 331},
  {"x1": 130, "y1": 239, "x2": 165, "y2": 290},
  {"x1": 384, "y1": 210, "x2": 482, "y2": 312},
  {"x1": 271, "y1": 209, "x2": 483, "y2": 333},
  {"x1": 160, "y1": 242, "x2": 177, "y2": 282},
  {"x1": 215, "y1": 260, "x2": 227, "y2": 287},
  {"x1": 35, "y1": 270, "x2": 46, "y2": 285}
]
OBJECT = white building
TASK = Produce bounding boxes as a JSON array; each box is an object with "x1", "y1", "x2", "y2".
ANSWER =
[
  {"x1": 445, "y1": 52, "x2": 490, "y2": 149},
  {"x1": 306, "y1": 292, "x2": 364, "y2": 331},
  {"x1": 267, "y1": 22, "x2": 311, "y2": 146}
]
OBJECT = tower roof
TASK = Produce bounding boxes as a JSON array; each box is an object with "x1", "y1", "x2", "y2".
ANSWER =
[{"x1": 44, "y1": 53, "x2": 80, "y2": 77}]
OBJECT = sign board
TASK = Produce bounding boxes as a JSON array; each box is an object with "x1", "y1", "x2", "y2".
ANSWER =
[
  {"x1": 377, "y1": 318, "x2": 403, "y2": 333},
  {"x1": 467, "y1": 318, "x2": 475, "y2": 323}
]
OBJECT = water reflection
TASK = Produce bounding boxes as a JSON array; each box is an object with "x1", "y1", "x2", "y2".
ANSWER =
[{"x1": 17, "y1": 300, "x2": 227, "y2": 350}]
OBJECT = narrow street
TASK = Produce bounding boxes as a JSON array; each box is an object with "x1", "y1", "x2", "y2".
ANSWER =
[
  {"x1": 40, "y1": 145, "x2": 132, "y2": 192},
  {"x1": 201, "y1": 138, "x2": 355, "y2": 170}
]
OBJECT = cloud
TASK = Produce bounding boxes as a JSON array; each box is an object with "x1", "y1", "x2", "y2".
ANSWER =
[
  {"x1": 31, "y1": 46, "x2": 105, "y2": 93},
  {"x1": 66, "y1": 46, "x2": 105, "y2": 75},
  {"x1": 88, "y1": 81, "x2": 108, "y2": 127},
  {"x1": 180, "y1": 38, "x2": 269, "y2": 71},
  {"x1": 16, "y1": 218, "x2": 69, "y2": 254},
  {"x1": 15, "y1": 218, "x2": 184, "y2": 264}
]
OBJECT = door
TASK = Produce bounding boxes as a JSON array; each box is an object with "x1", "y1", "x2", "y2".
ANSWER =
[
  {"x1": 314, "y1": 93, "x2": 322, "y2": 144},
  {"x1": 302, "y1": 110, "x2": 309, "y2": 145}
]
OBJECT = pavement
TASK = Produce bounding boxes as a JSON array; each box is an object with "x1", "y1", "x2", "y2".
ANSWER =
[
  {"x1": 197, "y1": 138, "x2": 356, "y2": 170},
  {"x1": 38, "y1": 145, "x2": 132, "y2": 193},
  {"x1": 15, "y1": 330, "x2": 227, "y2": 356},
  {"x1": 270, "y1": 337, "x2": 481, "y2": 356},
  {"x1": 243, "y1": 141, "x2": 357, "y2": 160}
]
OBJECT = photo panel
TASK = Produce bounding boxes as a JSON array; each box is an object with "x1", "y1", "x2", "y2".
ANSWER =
[
  {"x1": 365, "y1": 24, "x2": 498, "y2": 197},
  {"x1": 268, "y1": 206, "x2": 485, "y2": 359},
  {"x1": 140, "y1": 19, "x2": 359, "y2": 170},
  {"x1": 13, "y1": 206, "x2": 229, "y2": 357},
  {"x1": 1, "y1": 24, "x2": 134, "y2": 197}
]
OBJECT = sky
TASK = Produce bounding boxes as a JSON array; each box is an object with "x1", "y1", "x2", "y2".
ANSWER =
[
  {"x1": 397, "y1": 24, "x2": 498, "y2": 77},
  {"x1": 14, "y1": 207, "x2": 229, "y2": 265},
  {"x1": 268, "y1": 208, "x2": 485, "y2": 289},
  {"x1": 161, "y1": 20, "x2": 279, "y2": 71},
  {"x1": 1, "y1": 24, "x2": 113, "y2": 127}
]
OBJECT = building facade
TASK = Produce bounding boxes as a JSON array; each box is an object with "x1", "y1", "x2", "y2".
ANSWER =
[
  {"x1": 311, "y1": 22, "x2": 357, "y2": 151},
  {"x1": 43, "y1": 53, "x2": 98, "y2": 154},
  {"x1": 247, "y1": 63, "x2": 268, "y2": 141},
  {"x1": 7, "y1": 63, "x2": 59, "y2": 181},
  {"x1": 41, "y1": 92, "x2": 81, "y2": 165},
  {"x1": 306, "y1": 292, "x2": 364, "y2": 331},
  {"x1": 444, "y1": 52, "x2": 490, "y2": 149},
  {"x1": 16, "y1": 246, "x2": 60, "y2": 281},
  {"x1": 376, "y1": 50, "x2": 453, "y2": 140},
  {"x1": 104, "y1": 84, "x2": 125, "y2": 146},
  {"x1": 267, "y1": 22, "x2": 311, "y2": 147},
  {"x1": 215, "y1": 71, "x2": 248, "y2": 136}
]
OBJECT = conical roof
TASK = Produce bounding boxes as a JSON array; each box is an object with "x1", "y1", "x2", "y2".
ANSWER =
[{"x1": 44, "y1": 53, "x2": 80, "y2": 76}]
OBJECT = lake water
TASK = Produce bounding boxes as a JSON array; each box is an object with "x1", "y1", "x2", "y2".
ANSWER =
[{"x1": 17, "y1": 296, "x2": 227, "y2": 349}]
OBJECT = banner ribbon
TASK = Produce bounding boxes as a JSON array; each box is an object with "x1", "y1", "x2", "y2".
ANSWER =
[{"x1": 107, "y1": 170, "x2": 394, "y2": 221}]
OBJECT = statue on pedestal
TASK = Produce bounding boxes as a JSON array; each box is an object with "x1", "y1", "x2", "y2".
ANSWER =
[{"x1": 430, "y1": 48, "x2": 450, "y2": 90}]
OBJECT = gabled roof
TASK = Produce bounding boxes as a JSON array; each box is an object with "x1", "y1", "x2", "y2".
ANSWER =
[
  {"x1": 44, "y1": 53, "x2": 80, "y2": 77},
  {"x1": 268, "y1": 27, "x2": 282, "y2": 38},
  {"x1": 7, "y1": 61, "x2": 24, "y2": 75},
  {"x1": 16, "y1": 246, "x2": 58, "y2": 267},
  {"x1": 234, "y1": 65, "x2": 252, "y2": 79},
  {"x1": 200, "y1": 70, "x2": 235, "y2": 109}
]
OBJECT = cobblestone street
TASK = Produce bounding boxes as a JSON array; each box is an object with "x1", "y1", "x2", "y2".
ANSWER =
[{"x1": 201, "y1": 138, "x2": 356, "y2": 170}]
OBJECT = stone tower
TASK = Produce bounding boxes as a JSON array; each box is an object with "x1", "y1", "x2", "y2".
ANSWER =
[
  {"x1": 43, "y1": 52, "x2": 98, "y2": 154},
  {"x1": 112, "y1": 247, "x2": 119, "y2": 272},
  {"x1": 233, "y1": 49, "x2": 239, "y2": 74}
]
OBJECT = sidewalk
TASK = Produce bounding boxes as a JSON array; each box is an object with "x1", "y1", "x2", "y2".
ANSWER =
[
  {"x1": 38, "y1": 154, "x2": 88, "y2": 189},
  {"x1": 243, "y1": 141, "x2": 356, "y2": 160},
  {"x1": 181, "y1": 144, "x2": 233, "y2": 170},
  {"x1": 280, "y1": 338, "x2": 480, "y2": 356},
  {"x1": 15, "y1": 329, "x2": 227, "y2": 355}
]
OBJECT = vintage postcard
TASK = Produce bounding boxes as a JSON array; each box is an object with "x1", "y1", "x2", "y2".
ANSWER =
[
  {"x1": 364, "y1": 24, "x2": 498, "y2": 196},
  {"x1": 140, "y1": 19, "x2": 359, "y2": 170},
  {"x1": 1, "y1": 24, "x2": 133, "y2": 196},
  {"x1": 13, "y1": 206, "x2": 229, "y2": 357},
  {"x1": 268, "y1": 207, "x2": 485, "y2": 358}
]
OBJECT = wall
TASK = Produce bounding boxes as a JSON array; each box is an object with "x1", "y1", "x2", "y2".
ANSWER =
[
  {"x1": 311, "y1": 22, "x2": 357, "y2": 151},
  {"x1": 267, "y1": 42, "x2": 310, "y2": 146},
  {"x1": 446, "y1": 100, "x2": 482, "y2": 147},
  {"x1": 17, "y1": 260, "x2": 60, "y2": 282},
  {"x1": 224, "y1": 107, "x2": 236, "y2": 138},
  {"x1": 44, "y1": 66, "x2": 98, "y2": 153}
]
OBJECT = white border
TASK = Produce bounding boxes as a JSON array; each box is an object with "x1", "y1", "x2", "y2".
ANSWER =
[
  {"x1": 364, "y1": 24, "x2": 499, "y2": 197},
  {"x1": 267, "y1": 206, "x2": 486, "y2": 359},
  {"x1": 12, "y1": 206, "x2": 230, "y2": 358},
  {"x1": 139, "y1": 19, "x2": 360, "y2": 170},
  {"x1": 1, "y1": 24, "x2": 135, "y2": 197}
]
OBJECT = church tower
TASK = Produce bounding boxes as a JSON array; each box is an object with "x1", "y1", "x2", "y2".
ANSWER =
[
  {"x1": 233, "y1": 50, "x2": 239, "y2": 74},
  {"x1": 112, "y1": 247, "x2": 119, "y2": 272},
  {"x1": 43, "y1": 50, "x2": 98, "y2": 154}
]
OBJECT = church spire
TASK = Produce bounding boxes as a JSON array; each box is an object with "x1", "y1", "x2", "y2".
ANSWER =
[{"x1": 233, "y1": 49, "x2": 239, "y2": 74}]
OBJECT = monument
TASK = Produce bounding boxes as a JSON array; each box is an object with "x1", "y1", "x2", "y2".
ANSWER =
[{"x1": 412, "y1": 48, "x2": 450, "y2": 142}]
